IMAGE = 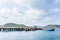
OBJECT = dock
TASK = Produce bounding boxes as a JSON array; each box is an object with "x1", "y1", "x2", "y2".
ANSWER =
[{"x1": 0, "y1": 26, "x2": 43, "y2": 32}]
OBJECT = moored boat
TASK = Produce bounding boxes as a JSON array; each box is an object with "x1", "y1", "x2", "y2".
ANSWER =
[
  {"x1": 46, "y1": 28, "x2": 55, "y2": 31},
  {"x1": 44, "y1": 26, "x2": 55, "y2": 31}
]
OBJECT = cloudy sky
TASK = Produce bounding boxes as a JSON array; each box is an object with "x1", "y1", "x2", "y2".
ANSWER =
[{"x1": 0, "y1": 0, "x2": 60, "y2": 26}]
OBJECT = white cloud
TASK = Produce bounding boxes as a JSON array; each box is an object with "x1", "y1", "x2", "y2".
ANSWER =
[
  {"x1": 0, "y1": 6, "x2": 46, "y2": 26},
  {"x1": 0, "y1": 0, "x2": 59, "y2": 26},
  {"x1": 39, "y1": 17, "x2": 50, "y2": 26},
  {"x1": 10, "y1": 0, "x2": 28, "y2": 5},
  {"x1": 25, "y1": 8, "x2": 44, "y2": 19},
  {"x1": 20, "y1": 8, "x2": 46, "y2": 25},
  {"x1": 0, "y1": 0, "x2": 8, "y2": 3},
  {"x1": 53, "y1": 19, "x2": 60, "y2": 25},
  {"x1": 0, "y1": 7, "x2": 22, "y2": 17},
  {"x1": 0, "y1": 7, "x2": 9, "y2": 17},
  {"x1": 5, "y1": 0, "x2": 25, "y2": 3},
  {"x1": 49, "y1": 8, "x2": 60, "y2": 13},
  {"x1": 0, "y1": 0, "x2": 47, "y2": 26},
  {"x1": 11, "y1": 0, "x2": 24, "y2": 3}
]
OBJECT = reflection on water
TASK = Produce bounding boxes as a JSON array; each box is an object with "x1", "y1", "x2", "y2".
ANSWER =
[{"x1": 0, "y1": 28, "x2": 60, "y2": 40}]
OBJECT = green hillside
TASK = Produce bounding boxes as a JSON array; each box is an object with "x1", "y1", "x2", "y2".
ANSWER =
[
  {"x1": 2, "y1": 23, "x2": 28, "y2": 28},
  {"x1": 0, "y1": 23, "x2": 60, "y2": 28},
  {"x1": 44, "y1": 25, "x2": 60, "y2": 28}
]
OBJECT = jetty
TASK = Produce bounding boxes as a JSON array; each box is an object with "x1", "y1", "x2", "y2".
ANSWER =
[
  {"x1": 0, "y1": 23, "x2": 56, "y2": 32},
  {"x1": 0, "y1": 26, "x2": 43, "y2": 32}
]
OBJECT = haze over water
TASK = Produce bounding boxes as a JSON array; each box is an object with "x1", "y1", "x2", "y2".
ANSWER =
[{"x1": 0, "y1": 28, "x2": 59, "y2": 40}]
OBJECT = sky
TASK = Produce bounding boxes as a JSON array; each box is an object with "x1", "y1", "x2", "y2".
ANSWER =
[{"x1": 0, "y1": 0, "x2": 60, "y2": 26}]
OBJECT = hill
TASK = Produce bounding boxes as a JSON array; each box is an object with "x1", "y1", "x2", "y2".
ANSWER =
[
  {"x1": 44, "y1": 25, "x2": 60, "y2": 28},
  {"x1": 2, "y1": 23, "x2": 28, "y2": 28}
]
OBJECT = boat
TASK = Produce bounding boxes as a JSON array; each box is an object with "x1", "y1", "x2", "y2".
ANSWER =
[
  {"x1": 46, "y1": 28, "x2": 55, "y2": 31},
  {"x1": 45, "y1": 26, "x2": 55, "y2": 31}
]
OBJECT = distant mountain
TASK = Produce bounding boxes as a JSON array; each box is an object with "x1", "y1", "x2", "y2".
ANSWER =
[
  {"x1": 0, "y1": 23, "x2": 60, "y2": 28},
  {"x1": 2, "y1": 23, "x2": 28, "y2": 28},
  {"x1": 45, "y1": 25, "x2": 60, "y2": 28}
]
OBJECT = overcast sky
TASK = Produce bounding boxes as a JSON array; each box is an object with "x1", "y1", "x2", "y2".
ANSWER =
[{"x1": 0, "y1": 0, "x2": 60, "y2": 26}]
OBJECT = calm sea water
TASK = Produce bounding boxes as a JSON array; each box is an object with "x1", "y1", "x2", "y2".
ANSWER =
[{"x1": 0, "y1": 28, "x2": 60, "y2": 40}]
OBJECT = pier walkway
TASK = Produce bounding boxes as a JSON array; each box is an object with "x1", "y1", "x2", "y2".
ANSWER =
[{"x1": 0, "y1": 26, "x2": 42, "y2": 31}]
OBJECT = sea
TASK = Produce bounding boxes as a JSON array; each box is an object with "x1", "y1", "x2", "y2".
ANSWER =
[{"x1": 0, "y1": 28, "x2": 60, "y2": 40}]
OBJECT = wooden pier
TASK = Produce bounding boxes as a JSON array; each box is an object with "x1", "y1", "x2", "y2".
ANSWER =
[{"x1": 0, "y1": 26, "x2": 42, "y2": 32}]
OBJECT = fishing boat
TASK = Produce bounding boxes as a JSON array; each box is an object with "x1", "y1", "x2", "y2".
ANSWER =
[
  {"x1": 45, "y1": 28, "x2": 55, "y2": 31},
  {"x1": 45, "y1": 26, "x2": 55, "y2": 31}
]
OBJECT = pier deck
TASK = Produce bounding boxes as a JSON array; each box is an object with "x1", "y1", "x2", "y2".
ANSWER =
[{"x1": 0, "y1": 26, "x2": 42, "y2": 31}]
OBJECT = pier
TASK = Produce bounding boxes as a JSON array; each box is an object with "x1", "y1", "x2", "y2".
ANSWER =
[{"x1": 0, "y1": 26, "x2": 42, "y2": 32}]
